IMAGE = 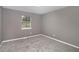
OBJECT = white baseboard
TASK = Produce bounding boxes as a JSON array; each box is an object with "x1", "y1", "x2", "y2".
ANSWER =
[
  {"x1": 2, "y1": 34, "x2": 79, "y2": 49},
  {"x1": 40, "y1": 34, "x2": 79, "y2": 49},
  {"x1": 2, "y1": 34, "x2": 41, "y2": 43}
]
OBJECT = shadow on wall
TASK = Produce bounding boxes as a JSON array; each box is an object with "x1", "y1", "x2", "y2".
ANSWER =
[{"x1": 42, "y1": 6, "x2": 79, "y2": 46}]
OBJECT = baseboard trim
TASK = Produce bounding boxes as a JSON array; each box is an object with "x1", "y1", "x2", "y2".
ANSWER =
[
  {"x1": 2, "y1": 34, "x2": 41, "y2": 43},
  {"x1": 40, "y1": 34, "x2": 79, "y2": 49},
  {"x1": 2, "y1": 34, "x2": 79, "y2": 49}
]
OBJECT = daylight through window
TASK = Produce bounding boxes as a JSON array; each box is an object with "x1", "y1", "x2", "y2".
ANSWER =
[{"x1": 21, "y1": 16, "x2": 32, "y2": 30}]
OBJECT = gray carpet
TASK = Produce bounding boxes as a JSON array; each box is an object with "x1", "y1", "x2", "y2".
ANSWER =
[{"x1": 0, "y1": 35, "x2": 79, "y2": 52}]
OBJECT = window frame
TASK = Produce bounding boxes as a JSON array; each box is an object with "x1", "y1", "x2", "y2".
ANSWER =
[{"x1": 21, "y1": 15, "x2": 32, "y2": 30}]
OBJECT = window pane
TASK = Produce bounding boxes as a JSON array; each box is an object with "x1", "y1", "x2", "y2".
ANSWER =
[{"x1": 21, "y1": 16, "x2": 31, "y2": 29}]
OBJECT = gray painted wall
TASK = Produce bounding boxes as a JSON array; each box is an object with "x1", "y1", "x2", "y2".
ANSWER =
[
  {"x1": 3, "y1": 8, "x2": 41, "y2": 41},
  {"x1": 0, "y1": 7, "x2": 2, "y2": 42},
  {"x1": 42, "y1": 6, "x2": 79, "y2": 46}
]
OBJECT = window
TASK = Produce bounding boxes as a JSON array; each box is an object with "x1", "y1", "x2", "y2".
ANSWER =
[{"x1": 21, "y1": 16, "x2": 32, "y2": 30}]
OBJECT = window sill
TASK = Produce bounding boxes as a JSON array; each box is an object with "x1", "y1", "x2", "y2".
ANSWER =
[{"x1": 21, "y1": 28, "x2": 32, "y2": 30}]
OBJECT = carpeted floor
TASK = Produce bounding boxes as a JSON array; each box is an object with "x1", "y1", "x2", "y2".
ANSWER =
[{"x1": 0, "y1": 35, "x2": 79, "y2": 52}]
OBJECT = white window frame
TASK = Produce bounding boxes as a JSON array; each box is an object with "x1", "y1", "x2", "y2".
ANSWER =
[{"x1": 21, "y1": 15, "x2": 32, "y2": 30}]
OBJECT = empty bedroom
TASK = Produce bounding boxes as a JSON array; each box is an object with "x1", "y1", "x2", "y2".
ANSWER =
[{"x1": 0, "y1": 6, "x2": 79, "y2": 52}]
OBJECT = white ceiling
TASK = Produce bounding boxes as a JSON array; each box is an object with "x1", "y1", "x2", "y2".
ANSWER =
[{"x1": 3, "y1": 6, "x2": 67, "y2": 14}]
